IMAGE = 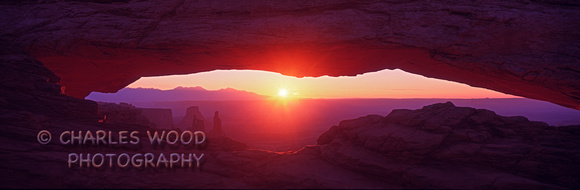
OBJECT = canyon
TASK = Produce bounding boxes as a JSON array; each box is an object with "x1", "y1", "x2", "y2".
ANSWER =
[{"x1": 1, "y1": 0, "x2": 579, "y2": 188}]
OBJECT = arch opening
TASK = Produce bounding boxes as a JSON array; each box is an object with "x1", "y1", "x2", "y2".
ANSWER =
[{"x1": 86, "y1": 68, "x2": 580, "y2": 152}]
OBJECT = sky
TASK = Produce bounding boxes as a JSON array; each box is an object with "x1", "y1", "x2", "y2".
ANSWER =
[{"x1": 125, "y1": 69, "x2": 519, "y2": 99}]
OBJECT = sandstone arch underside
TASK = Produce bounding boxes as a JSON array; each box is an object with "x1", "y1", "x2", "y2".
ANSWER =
[{"x1": 0, "y1": 0, "x2": 578, "y2": 109}]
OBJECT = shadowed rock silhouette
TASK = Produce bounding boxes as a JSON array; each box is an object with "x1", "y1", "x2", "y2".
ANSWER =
[{"x1": 209, "y1": 111, "x2": 224, "y2": 137}]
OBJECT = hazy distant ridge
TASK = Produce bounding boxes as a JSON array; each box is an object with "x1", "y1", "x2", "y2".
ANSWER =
[{"x1": 86, "y1": 86, "x2": 267, "y2": 103}]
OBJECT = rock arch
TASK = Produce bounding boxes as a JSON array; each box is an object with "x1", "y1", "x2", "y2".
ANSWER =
[{"x1": 0, "y1": 0, "x2": 578, "y2": 109}]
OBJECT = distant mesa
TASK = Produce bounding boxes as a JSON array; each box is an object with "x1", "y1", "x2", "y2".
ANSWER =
[
  {"x1": 97, "y1": 102, "x2": 216, "y2": 132},
  {"x1": 177, "y1": 106, "x2": 206, "y2": 132},
  {"x1": 139, "y1": 108, "x2": 174, "y2": 129},
  {"x1": 86, "y1": 86, "x2": 267, "y2": 103},
  {"x1": 209, "y1": 111, "x2": 225, "y2": 137},
  {"x1": 97, "y1": 102, "x2": 153, "y2": 127},
  {"x1": 97, "y1": 102, "x2": 173, "y2": 129}
]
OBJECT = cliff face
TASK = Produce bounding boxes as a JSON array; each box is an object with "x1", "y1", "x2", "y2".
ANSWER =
[
  {"x1": 0, "y1": 41, "x2": 98, "y2": 122},
  {"x1": 0, "y1": 1, "x2": 578, "y2": 109}
]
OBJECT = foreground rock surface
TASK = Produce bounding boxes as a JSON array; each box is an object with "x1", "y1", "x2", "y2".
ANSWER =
[
  {"x1": 312, "y1": 102, "x2": 580, "y2": 189},
  {"x1": 0, "y1": 1, "x2": 578, "y2": 109}
]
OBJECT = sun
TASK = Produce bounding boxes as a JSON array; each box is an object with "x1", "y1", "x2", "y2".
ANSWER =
[{"x1": 278, "y1": 89, "x2": 289, "y2": 97}]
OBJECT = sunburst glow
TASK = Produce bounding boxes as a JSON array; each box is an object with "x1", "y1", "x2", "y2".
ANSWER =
[
  {"x1": 126, "y1": 69, "x2": 518, "y2": 99},
  {"x1": 278, "y1": 89, "x2": 288, "y2": 97}
]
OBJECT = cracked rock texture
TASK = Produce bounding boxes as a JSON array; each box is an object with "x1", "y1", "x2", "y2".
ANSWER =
[{"x1": 0, "y1": 0, "x2": 578, "y2": 109}]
